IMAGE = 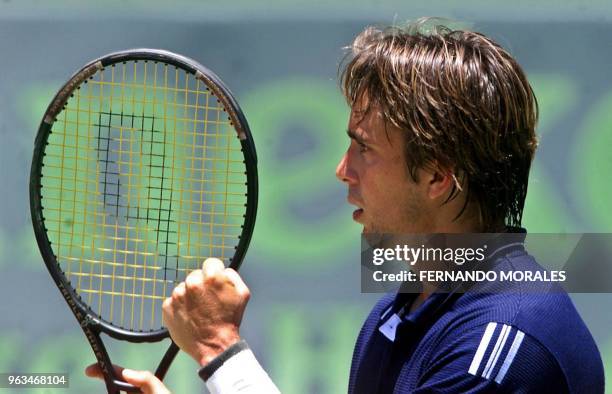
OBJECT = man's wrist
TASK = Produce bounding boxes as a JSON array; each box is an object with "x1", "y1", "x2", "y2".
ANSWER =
[
  {"x1": 198, "y1": 340, "x2": 250, "y2": 381},
  {"x1": 195, "y1": 333, "x2": 242, "y2": 367}
]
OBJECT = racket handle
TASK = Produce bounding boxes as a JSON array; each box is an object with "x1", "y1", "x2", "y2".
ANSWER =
[
  {"x1": 106, "y1": 342, "x2": 179, "y2": 393},
  {"x1": 155, "y1": 341, "x2": 180, "y2": 380},
  {"x1": 111, "y1": 379, "x2": 142, "y2": 393}
]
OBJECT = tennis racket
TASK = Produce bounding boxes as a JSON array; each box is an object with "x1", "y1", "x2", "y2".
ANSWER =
[{"x1": 29, "y1": 49, "x2": 258, "y2": 393}]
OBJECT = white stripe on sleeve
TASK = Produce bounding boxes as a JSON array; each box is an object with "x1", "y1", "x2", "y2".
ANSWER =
[
  {"x1": 483, "y1": 324, "x2": 511, "y2": 379},
  {"x1": 481, "y1": 324, "x2": 509, "y2": 378},
  {"x1": 494, "y1": 330, "x2": 525, "y2": 384},
  {"x1": 468, "y1": 322, "x2": 497, "y2": 376}
]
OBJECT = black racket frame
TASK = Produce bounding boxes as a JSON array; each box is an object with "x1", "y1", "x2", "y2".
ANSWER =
[{"x1": 29, "y1": 49, "x2": 258, "y2": 393}]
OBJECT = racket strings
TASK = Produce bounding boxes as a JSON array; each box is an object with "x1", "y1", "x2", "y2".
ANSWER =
[{"x1": 40, "y1": 61, "x2": 248, "y2": 331}]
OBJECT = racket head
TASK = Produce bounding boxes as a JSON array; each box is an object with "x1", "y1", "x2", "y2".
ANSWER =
[{"x1": 30, "y1": 49, "x2": 257, "y2": 341}]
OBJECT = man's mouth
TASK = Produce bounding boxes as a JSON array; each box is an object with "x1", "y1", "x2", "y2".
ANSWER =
[{"x1": 347, "y1": 195, "x2": 364, "y2": 222}]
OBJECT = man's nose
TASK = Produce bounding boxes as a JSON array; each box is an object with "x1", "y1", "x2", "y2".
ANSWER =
[{"x1": 335, "y1": 152, "x2": 357, "y2": 185}]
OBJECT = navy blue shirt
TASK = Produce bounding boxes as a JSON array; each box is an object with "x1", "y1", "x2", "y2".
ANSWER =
[{"x1": 349, "y1": 240, "x2": 604, "y2": 393}]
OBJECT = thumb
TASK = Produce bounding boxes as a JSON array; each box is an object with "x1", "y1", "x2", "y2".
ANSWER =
[{"x1": 122, "y1": 369, "x2": 171, "y2": 394}]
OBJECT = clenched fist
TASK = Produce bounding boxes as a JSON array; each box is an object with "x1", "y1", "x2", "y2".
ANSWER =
[{"x1": 162, "y1": 258, "x2": 250, "y2": 366}]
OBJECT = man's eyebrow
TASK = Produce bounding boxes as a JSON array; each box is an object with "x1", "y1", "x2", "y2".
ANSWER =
[{"x1": 347, "y1": 129, "x2": 370, "y2": 144}]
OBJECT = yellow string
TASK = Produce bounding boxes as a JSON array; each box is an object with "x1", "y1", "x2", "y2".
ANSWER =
[
  {"x1": 210, "y1": 89, "x2": 221, "y2": 261},
  {"x1": 43, "y1": 212, "x2": 246, "y2": 229},
  {"x1": 76, "y1": 78, "x2": 90, "y2": 293},
  {"x1": 222, "y1": 100, "x2": 231, "y2": 264},
  {"x1": 71, "y1": 271, "x2": 170, "y2": 281},
  {"x1": 88, "y1": 79, "x2": 206, "y2": 96},
  {"x1": 80, "y1": 288, "x2": 168, "y2": 300},
  {"x1": 59, "y1": 253, "x2": 210, "y2": 270},
  {"x1": 97, "y1": 67, "x2": 108, "y2": 315},
  {"x1": 129, "y1": 60, "x2": 140, "y2": 330},
  {"x1": 149, "y1": 61, "x2": 161, "y2": 328},
  {"x1": 139, "y1": 61, "x2": 151, "y2": 330},
  {"x1": 202, "y1": 79, "x2": 212, "y2": 270},
  {"x1": 71, "y1": 77, "x2": 84, "y2": 292},
  {"x1": 162, "y1": 64, "x2": 173, "y2": 307},
  {"x1": 50, "y1": 115, "x2": 234, "y2": 134},
  {"x1": 110, "y1": 64, "x2": 119, "y2": 322},
  {"x1": 120, "y1": 61, "x2": 129, "y2": 326},
  {"x1": 184, "y1": 70, "x2": 196, "y2": 276},
  {"x1": 86, "y1": 79, "x2": 102, "y2": 306},
  {"x1": 43, "y1": 158, "x2": 245, "y2": 178},
  {"x1": 194, "y1": 77, "x2": 203, "y2": 271}
]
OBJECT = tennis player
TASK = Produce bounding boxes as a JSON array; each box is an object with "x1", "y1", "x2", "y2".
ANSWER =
[{"x1": 87, "y1": 18, "x2": 605, "y2": 393}]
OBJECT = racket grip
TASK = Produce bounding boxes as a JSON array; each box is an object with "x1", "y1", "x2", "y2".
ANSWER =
[
  {"x1": 108, "y1": 342, "x2": 180, "y2": 394},
  {"x1": 112, "y1": 379, "x2": 142, "y2": 393},
  {"x1": 107, "y1": 341, "x2": 179, "y2": 393}
]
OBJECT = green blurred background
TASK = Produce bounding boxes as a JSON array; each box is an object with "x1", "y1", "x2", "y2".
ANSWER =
[{"x1": 0, "y1": 1, "x2": 611, "y2": 392}]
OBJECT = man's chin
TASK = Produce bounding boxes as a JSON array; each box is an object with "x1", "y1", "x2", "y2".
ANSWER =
[
  {"x1": 362, "y1": 231, "x2": 387, "y2": 249},
  {"x1": 361, "y1": 224, "x2": 377, "y2": 235}
]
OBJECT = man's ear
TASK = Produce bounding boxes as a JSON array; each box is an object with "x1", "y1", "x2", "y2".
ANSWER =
[{"x1": 426, "y1": 165, "x2": 455, "y2": 200}]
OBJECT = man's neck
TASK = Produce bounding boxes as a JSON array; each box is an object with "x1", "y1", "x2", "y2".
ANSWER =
[{"x1": 409, "y1": 291, "x2": 431, "y2": 313}]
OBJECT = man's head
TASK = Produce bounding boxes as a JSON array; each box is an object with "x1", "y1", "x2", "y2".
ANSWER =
[{"x1": 336, "y1": 18, "x2": 538, "y2": 234}]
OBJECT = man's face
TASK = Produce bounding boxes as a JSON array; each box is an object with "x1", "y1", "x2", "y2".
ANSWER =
[{"x1": 336, "y1": 104, "x2": 431, "y2": 234}]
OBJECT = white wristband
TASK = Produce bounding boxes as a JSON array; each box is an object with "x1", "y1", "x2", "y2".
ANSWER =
[{"x1": 205, "y1": 348, "x2": 281, "y2": 394}]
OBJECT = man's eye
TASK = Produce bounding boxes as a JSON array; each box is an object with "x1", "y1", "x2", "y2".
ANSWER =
[{"x1": 358, "y1": 142, "x2": 369, "y2": 153}]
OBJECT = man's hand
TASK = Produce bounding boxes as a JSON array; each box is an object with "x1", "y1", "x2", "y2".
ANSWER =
[
  {"x1": 162, "y1": 257, "x2": 250, "y2": 366},
  {"x1": 85, "y1": 363, "x2": 170, "y2": 394}
]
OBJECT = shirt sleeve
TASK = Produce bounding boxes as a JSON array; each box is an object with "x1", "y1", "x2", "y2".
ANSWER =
[
  {"x1": 198, "y1": 340, "x2": 280, "y2": 394},
  {"x1": 412, "y1": 323, "x2": 569, "y2": 394}
]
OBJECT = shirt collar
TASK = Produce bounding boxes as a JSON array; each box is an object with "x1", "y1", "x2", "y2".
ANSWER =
[{"x1": 390, "y1": 226, "x2": 528, "y2": 326}]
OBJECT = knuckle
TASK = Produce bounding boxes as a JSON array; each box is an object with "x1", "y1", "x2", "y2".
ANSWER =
[
  {"x1": 225, "y1": 267, "x2": 238, "y2": 276},
  {"x1": 185, "y1": 270, "x2": 204, "y2": 290},
  {"x1": 172, "y1": 283, "x2": 185, "y2": 298},
  {"x1": 223, "y1": 268, "x2": 241, "y2": 284},
  {"x1": 203, "y1": 272, "x2": 223, "y2": 286},
  {"x1": 185, "y1": 275, "x2": 199, "y2": 290}
]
